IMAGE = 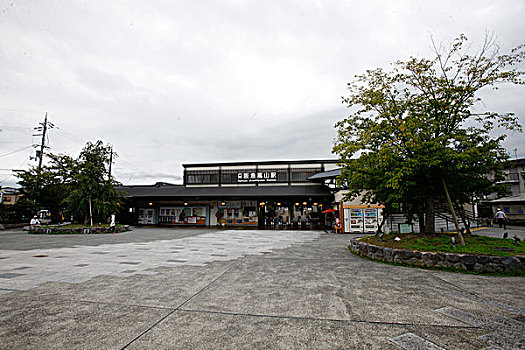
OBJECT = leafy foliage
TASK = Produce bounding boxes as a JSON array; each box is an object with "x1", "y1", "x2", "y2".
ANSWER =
[
  {"x1": 16, "y1": 140, "x2": 123, "y2": 224},
  {"x1": 333, "y1": 35, "x2": 524, "y2": 233},
  {"x1": 0, "y1": 199, "x2": 35, "y2": 224},
  {"x1": 16, "y1": 153, "x2": 75, "y2": 222}
]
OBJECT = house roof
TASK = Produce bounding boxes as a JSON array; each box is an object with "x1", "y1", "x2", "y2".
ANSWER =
[{"x1": 487, "y1": 193, "x2": 525, "y2": 204}]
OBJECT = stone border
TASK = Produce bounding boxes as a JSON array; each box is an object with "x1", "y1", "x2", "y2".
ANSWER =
[
  {"x1": 349, "y1": 239, "x2": 525, "y2": 274},
  {"x1": 27, "y1": 225, "x2": 131, "y2": 234}
]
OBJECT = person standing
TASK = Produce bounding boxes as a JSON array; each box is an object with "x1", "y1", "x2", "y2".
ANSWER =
[
  {"x1": 110, "y1": 212, "x2": 116, "y2": 233},
  {"x1": 495, "y1": 208, "x2": 507, "y2": 229}
]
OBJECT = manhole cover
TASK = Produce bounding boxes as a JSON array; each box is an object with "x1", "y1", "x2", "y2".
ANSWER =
[{"x1": 33, "y1": 254, "x2": 48, "y2": 258}]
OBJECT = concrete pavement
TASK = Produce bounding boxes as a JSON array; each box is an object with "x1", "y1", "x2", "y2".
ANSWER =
[{"x1": 0, "y1": 227, "x2": 524, "y2": 349}]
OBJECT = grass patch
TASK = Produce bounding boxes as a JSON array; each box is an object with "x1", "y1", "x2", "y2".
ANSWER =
[{"x1": 359, "y1": 232, "x2": 525, "y2": 257}]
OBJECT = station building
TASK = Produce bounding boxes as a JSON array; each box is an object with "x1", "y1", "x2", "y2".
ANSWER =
[{"x1": 119, "y1": 160, "x2": 339, "y2": 229}]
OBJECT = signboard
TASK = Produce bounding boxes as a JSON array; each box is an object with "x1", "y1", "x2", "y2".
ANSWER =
[
  {"x1": 218, "y1": 201, "x2": 241, "y2": 208},
  {"x1": 237, "y1": 171, "x2": 277, "y2": 183},
  {"x1": 399, "y1": 223, "x2": 413, "y2": 234}
]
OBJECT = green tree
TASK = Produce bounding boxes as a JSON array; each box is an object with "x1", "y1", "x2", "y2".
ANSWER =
[
  {"x1": 16, "y1": 153, "x2": 75, "y2": 222},
  {"x1": 63, "y1": 140, "x2": 123, "y2": 225},
  {"x1": 333, "y1": 35, "x2": 523, "y2": 236},
  {"x1": 16, "y1": 140, "x2": 123, "y2": 225},
  {"x1": 0, "y1": 199, "x2": 35, "y2": 224}
]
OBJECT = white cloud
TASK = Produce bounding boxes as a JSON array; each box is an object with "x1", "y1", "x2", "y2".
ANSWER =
[{"x1": 0, "y1": 0, "x2": 524, "y2": 187}]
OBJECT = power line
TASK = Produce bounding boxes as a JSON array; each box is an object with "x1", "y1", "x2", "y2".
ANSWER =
[
  {"x1": 0, "y1": 145, "x2": 33, "y2": 157},
  {"x1": 3, "y1": 117, "x2": 150, "y2": 181},
  {"x1": 0, "y1": 157, "x2": 28, "y2": 184}
]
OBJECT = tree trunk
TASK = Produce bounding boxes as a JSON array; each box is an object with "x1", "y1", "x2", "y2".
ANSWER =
[
  {"x1": 440, "y1": 177, "x2": 465, "y2": 246},
  {"x1": 88, "y1": 197, "x2": 93, "y2": 226},
  {"x1": 376, "y1": 208, "x2": 389, "y2": 235},
  {"x1": 455, "y1": 202, "x2": 471, "y2": 234},
  {"x1": 424, "y1": 196, "x2": 435, "y2": 234},
  {"x1": 418, "y1": 212, "x2": 425, "y2": 234}
]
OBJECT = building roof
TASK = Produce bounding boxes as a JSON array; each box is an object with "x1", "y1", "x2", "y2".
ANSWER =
[
  {"x1": 183, "y1": 159, "x2": 338, "y2": 168},
  {"x1": 308, "y1": 168, "x2": 341, "y2": 180},
  {"x1": 118, "y1": 184, "x2": 333, "y2": 199},
  {"x1": 503, "y1": 157, "x2": 525, "y2": 168},
  {"x1": 488, "y1": 193, "x2": 525, "y2": 204}
]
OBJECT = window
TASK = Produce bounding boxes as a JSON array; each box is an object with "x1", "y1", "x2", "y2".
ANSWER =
[
  {"x1": 186, "y1": 170, "x2": 219, "y2": 184},
  {"x1": 290, "y1": 167, "x2": 322, "y2": 182}
]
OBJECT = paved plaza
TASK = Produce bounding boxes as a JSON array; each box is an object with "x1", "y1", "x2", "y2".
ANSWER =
[{"x1": 0, "y1": 227, "x2": 524, "y2": 349}]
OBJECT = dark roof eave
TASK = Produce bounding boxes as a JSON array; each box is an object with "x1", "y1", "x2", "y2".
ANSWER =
[
  {"x1": 183, "y1": 159, "x2": 338, "y2": 168},
  {"x1": 118, "y1": 185, "x2": 333, "y2": 199}
]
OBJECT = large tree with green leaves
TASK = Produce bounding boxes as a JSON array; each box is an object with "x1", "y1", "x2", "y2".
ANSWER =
[
  {"x1": 333, "y1": 35, "x2": 523, "y2": 235},
  {"x1": 16, "y1": 140, "x2": 123, "y2": 225},
  {"x1": 63, "y1": 140, "x2": 122, "y2": 225},
  {"x1": 16, "y1": 153, "x2": 75, "y2": 222}
]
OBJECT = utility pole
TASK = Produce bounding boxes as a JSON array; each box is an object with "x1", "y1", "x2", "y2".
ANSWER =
[
  {"x1": 38, "y1": 113, "x2": 48, "y2": 169},
  {"x1": 108, "y1": 145, "x2": 113, "y2": 179},
  {"x1": 33, "y1": 113, "x2": 54, "y2": 169}
]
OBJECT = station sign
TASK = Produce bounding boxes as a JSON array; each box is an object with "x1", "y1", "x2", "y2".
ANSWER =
[{"x1": 237, "y1": 171, "x2": 277, "y2": 183}]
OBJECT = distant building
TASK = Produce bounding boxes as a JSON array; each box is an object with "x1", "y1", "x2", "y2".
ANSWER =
[
  {"x1": 487, "y1": 157, "x2": 525, "y2": 222},
  {"x1": 0, "y1": 187, "x2": 22, "y2": 205},
  {"x1": 118, "y1": 159, "x2": 344, "y2": 230}
]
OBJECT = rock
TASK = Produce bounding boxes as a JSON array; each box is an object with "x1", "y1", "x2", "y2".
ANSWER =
[
  {"x1": 422, "y1": 253, "x2": 436, "y2": 266},
  {"x1": 501, "y1": 257, "x2": 521, "y2": 272},
  {"x1": 406, "y1": 257, "x2": 420, "y2": 266},
  {"x1": 473, "y1": 263, "x2": 485, "y2": 272},
  {"x1": 446, "y1": 254, "x2": 460, "y2": 263},
  {"x1": 461, "y1": 255, "x2": 478, "y2": 271},
  {"x1": 384, "y1": 248, "x2": 393, "y2": 262},
  {"x1": 516, "y1": 255, "x2": 525, "y2": 266},
  {"x1": 398, "y1": 249, "x2": 415, "y2": 260}
]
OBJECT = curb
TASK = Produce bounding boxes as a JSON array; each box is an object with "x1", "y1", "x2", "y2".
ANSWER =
[{"x1": 349, "y1": 239, "x2": 525, "y2": 274}]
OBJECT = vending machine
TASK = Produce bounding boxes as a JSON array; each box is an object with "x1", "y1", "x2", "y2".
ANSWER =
[
  {"x1": 364, "y1": 208, "x2": 379, "y2": 232},
  {"x1": 343, "y1": 207, "x2": 382, "y2": 233},
  {"x1": 349, "y1": 208, "x2": 364, "y2": 233}
]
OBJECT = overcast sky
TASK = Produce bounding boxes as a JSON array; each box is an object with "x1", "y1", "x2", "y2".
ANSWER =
[{"x1": 1, "y1": 0, "x2": 524, "y2": 187}]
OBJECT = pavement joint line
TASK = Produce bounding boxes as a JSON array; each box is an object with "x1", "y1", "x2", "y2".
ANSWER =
[
  {"x1": 120, "y1": 262, "x2": 236, "y2": 350},
  {"x1": 425, "y1": 270, "x2": 484, "y2": 295},
  {"x1": 428, "y1": 272, "x2": 525, "y2": 315},
  {"x1": 175, "y1": 308, "x2": 482, "y2": 329},
  {"x1": 32, "y1": 296, "x2": 176, "y2": 312}
]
